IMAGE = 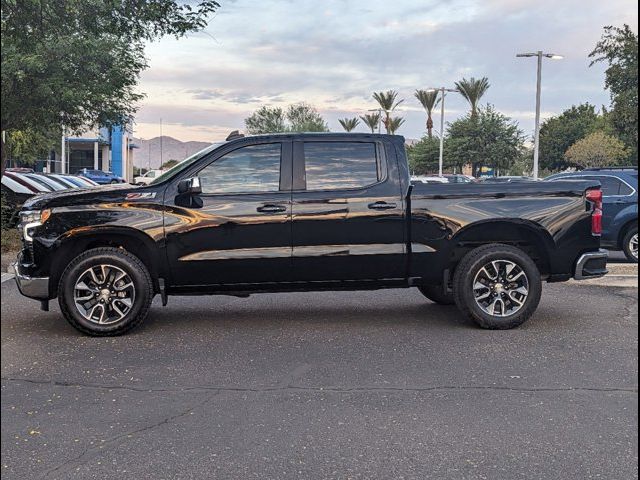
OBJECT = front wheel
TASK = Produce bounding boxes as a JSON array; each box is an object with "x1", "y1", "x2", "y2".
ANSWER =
[
  {"x1": 58, "y1": 247, "x2": 153, "y2": 336},
  {"x1": 453, "y1": 244, "x2": 542, "y2": 329},
  {"x1": 622, "y1": 226, "x2": 638, "y2": 263}
]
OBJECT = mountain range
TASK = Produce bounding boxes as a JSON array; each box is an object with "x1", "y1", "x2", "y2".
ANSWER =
[{"x1": 132, "y1": 136, "x2": 212, "y2": 169}]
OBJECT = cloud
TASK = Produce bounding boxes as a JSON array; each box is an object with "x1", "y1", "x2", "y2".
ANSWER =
[{"x1": 134, "y1": 0, "x2": 638, "y2": 141}]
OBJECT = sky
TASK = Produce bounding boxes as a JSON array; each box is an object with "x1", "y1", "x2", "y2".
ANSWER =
[{"x1": 134, "y1": 0, "x2": 638, "y2": 143}]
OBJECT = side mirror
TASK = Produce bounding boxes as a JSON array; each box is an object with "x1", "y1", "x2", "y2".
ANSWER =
[{"x1": 177, "y1": 177, "x2": 202, "y2": 195}]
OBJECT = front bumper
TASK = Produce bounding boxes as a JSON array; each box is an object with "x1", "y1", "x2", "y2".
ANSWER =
[
  {"x1": 9, "y1": 262, "x2": 50, "y2": 300},
  {"x1": 574, "y1": 249, "x2": 609, "y2": 280}
]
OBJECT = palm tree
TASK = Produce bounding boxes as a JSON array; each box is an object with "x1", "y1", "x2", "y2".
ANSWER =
[
  {"x1": 360, "y1": 112, "x2": 381, "y2": 133},
  {"x1": 455, "y1": 77, "x2": 490, "y2": 118},
  {"x1": 388, "y1": 116, "x2": 405, "y2": 135},
  {"x1": 372, "y1": 90, "x2": 404, "y2": 133},
  {"x1": 338, "y1": 117, "x2": 360, "y2": 132},
  {"x1": 414, "y1": 89, "x2": 441, "y2": 137}
]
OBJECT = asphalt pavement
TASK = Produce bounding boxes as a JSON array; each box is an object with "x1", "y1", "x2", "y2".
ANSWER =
[{"x1": 1, "y1": 278, "x2": 638, "y2": 480}]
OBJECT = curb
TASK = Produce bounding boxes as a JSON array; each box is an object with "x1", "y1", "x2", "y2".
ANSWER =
[{"x1": 607, "y1": 264, "x2": 638, "y2": 276}]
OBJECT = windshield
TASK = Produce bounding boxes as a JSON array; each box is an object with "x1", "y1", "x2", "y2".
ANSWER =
[{"x1": 150, "y1": 142, "x2": 226, "y2": 185}]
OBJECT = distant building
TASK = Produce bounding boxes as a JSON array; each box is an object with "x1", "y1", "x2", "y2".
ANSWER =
[{"x1": 38, "y1": 125, "x2": 137, "y2": 181}]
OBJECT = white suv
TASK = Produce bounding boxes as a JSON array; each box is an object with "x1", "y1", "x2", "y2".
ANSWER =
[{"x1": 133, "y1": 169, "x2": 164, "y2": 185}]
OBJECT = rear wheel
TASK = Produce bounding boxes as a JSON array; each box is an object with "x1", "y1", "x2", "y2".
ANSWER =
[
  {"x1": 453, "y1": 244, "x2": 542, "y2": 329},
  {"x1": 58, "y1": 247, "x2": 153, "y2": 336},
  {"x1": 418, "y1": 285, "x2": 455, "y2": 305},
  {"x1": 622, "y1": 226, "x2": 638, "y2": 263}
]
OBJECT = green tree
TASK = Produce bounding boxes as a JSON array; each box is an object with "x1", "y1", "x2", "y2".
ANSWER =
[
  {"x1": 414, "y1": 89, "x2": 440, "y2": 137},
  {"x1": 3, "y1": 127, "x2": 58, "y2": 165},
  {"x1": 359, "y1": 113, "x2": 381, "y2": 133},
  {"x1": 244, "y1": 106, "x2": 287, "y2": 134},
  {"x1": 407, "y1": 136, "x2": 441, "y2": 174},
  {"x1": 447, "y1": 105, "x2": 524, "y2": 176},
  {"x1": 286, "y1": 103, "x2": 329, "y2": 132},
  {"x1": 538, "y1": 104, "x2": 606, "y2": 171},
  {"x1": 564, "y1": 131, "x2": 630, "y2": 168},
  {"x1": 589, "y1": 25, "x2": 638, "y2": 160},
  {"x1": 1, "y1": 0, "x2": 220, "y2": 174},
  {"x1": 338, "y1": 117, "x2": 360, "y2": 132},
  {"x1": 454, "y1": 77, "x2": 490, "y2": 118},
  {"x1": 244, "y1": 103, "x2": 329, "y2": 134},
  {"x1": 372, "y1": 90, "x2": 403, "y2": 133}
]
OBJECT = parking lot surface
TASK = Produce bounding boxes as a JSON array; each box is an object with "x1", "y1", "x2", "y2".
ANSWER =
[{"x1": 1, "y1": 280, "x2": 637, "y2": 479}]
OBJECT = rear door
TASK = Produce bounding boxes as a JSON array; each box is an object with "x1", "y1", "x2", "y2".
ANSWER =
[{"x1": 290, "y1": 138, "x2": 405, "y2": 282}]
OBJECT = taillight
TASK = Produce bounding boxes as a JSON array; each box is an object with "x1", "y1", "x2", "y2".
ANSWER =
[{"x1": 586, "y1": 188, "x2": 603, "y2": 236}]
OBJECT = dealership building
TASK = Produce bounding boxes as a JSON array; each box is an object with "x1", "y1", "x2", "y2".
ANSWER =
[{"x1": 39, "y1": 125, "x2": 137, "y2": 181}]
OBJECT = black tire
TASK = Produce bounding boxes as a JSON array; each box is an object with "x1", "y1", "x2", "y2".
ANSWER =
[
  {"x1": 58, "y1": 247, "x2": 153, "y2": 336},
  {"x1": 418, "y1": 285, "x2": 455, "y2": 305},
  {"x1": 110, "y1": 180, "x2": 118, "y2": 184},
  {"x1": 453, "y1": 244, "x2": 542, "y2": 329},
  {"x1": 622, "y1": 226, "x2": 638, "y2": 263}
]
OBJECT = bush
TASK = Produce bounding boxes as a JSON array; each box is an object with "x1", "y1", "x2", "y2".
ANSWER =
[{"x1": 1, "y1": 190, "x2": 20, "y2": 230}]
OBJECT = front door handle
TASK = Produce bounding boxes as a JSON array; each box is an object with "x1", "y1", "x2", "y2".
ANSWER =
[
  {"x1": 257, "y1": 204, "x2": 287, "y2": 213},
  {"x1": 368, "y1": 201, "x2": 397, "y2": 210}
]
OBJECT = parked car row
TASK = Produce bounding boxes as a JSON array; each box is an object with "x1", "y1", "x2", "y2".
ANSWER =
[
  {"x1": 1, "y1": 171, "x2": 100, "y2": 227},
  {"x1": 411, "y1": 174, "x2": 534, "y2": 185},
  {"x1": 2, "y1": 170, "x2": 98, "y2": 194},
  {"x1": 411, "y1": 174, "x2": 475, "y2": 185}
]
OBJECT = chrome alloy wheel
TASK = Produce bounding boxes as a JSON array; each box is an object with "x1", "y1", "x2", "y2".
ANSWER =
[
  {"x1": 630, "y1": 233, "x2": 638, "y2": 260},
  {"x1": 73, "y1": 265, "x2": 135, "y2": 325},
  {"x1": 472, "y1": 260, "x2": 529, "y2": 317}
]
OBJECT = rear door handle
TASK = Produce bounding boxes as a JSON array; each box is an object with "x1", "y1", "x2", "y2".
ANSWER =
[
  {"x1": 368, "y1": 201, "x2": 397, "y2": 210},
  {"x1": 257, "y1": 204, "x2": 287, "y2": 213}
]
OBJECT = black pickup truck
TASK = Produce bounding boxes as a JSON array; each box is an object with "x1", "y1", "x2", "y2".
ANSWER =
[{"x1": 11, "y1": 133, "x2": 608, "y2": 336}]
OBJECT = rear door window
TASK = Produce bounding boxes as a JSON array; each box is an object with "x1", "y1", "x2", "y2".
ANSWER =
[
  {"x1": 583, "y1": 176, "x2": 627, "y2": 196},
  {"x1": 303, "y1": 142, "x2": 381, "y2": 190}
]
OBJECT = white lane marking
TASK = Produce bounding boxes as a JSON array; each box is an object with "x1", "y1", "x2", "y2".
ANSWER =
[{"x1": 1, "y1": 273, "x2": 15, "y2": 283}]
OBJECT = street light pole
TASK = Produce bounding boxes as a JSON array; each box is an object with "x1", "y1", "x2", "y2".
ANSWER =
[
  {"x1": 439, "y1": 88, "x2": 445, "y2": 177},
  {"x1": 533, "y1": 51, "x2": 542, "y2": 181},
  {"x1": 426, "y1": 87, "x2": 457, "y2": 177},
  {"x1": 517, "y1": 51, "x2": 563, "y2": 180}
]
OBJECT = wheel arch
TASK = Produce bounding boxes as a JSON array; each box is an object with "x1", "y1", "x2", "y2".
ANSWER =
[
  {"x1": 51, "y1": 227, "x2": 162, "y2": 297},
  {"x1": 449, "y1": 219, "x2": 555, "y2": 277},
  {"x1": 617, "y1": 217, "x2": 638, "y2": 249}
]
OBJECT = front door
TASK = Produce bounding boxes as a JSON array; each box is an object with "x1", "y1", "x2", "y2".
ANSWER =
[
  {"x1": 164, "y1": 140, "x2": 293, "y2": 286},
  {"x1": 290, "y1": 139, "x2": 406, "y2": 282}
]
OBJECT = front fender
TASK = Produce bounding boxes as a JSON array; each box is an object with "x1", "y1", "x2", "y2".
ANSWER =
[{"x1": 25, "y1": 203, "x2": 165, "y2": 281}]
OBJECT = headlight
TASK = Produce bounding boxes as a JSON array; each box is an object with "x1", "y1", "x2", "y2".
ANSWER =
[{"x1": 19, "y1": 209, "x2": 51, "y2": 242}]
